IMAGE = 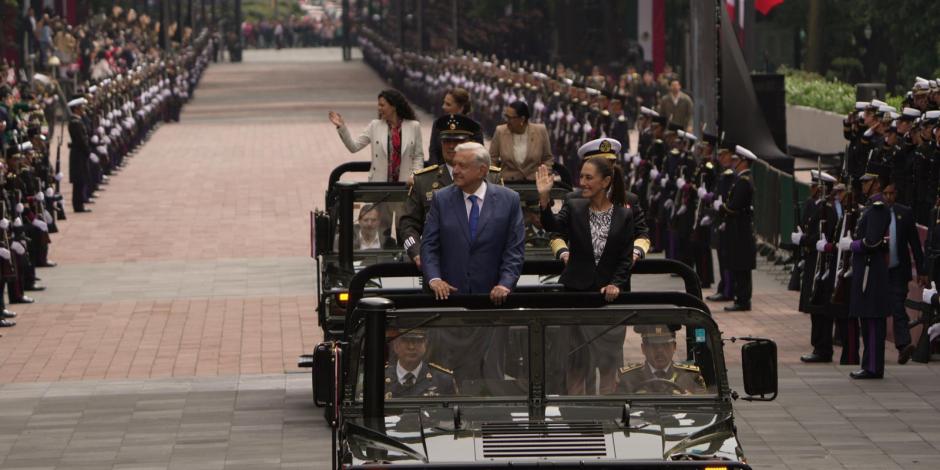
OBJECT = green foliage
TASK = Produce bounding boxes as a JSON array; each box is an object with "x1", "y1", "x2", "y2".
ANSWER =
[
  {"x1": 782, "y1": 68, "x2": 857, "y2": 114},
  {"x1": 243, "y1": 0, "x2": 304, "y2": 22},
  {"x1": 781, "y1": 67, "x2": 905, "y2": 114}
]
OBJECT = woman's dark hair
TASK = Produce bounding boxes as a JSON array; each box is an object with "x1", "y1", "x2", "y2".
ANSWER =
[
  {"x1": 447, "y1": 87, "x2": 472, "y2": 114},
  {"x1": 508, "y1": 100, "x2": 529, "y2": 121},
  {"x1": 584, "y1": 156, "x2": 627, "y2": 207},
  {"x1": 378, "y1": 89, "x2": 417, "y2": 121}
]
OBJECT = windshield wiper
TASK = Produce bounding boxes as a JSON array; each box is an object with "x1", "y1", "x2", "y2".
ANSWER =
[
  {"x1": 567, "y1": 312, "x2": 638, "y2": 356},
  {"x1": 386, "y1": 314, "x2": 442, "y2": 343},
  {"x1": 345, "y1": 422, "x2": 429, "y2": 463}
]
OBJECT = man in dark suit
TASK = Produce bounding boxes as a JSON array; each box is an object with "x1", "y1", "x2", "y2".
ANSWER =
[
  {"x1": 421, "y1": 141, "x2": 526, "y2": 303},
  {"x1": 881, "y1": 182, "x2": 927, "y2": 364}
]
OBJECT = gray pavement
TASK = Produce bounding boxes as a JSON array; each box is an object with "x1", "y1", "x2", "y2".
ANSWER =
[{"x1": 1, "y1": 47, "x2": 939, "y2": 470}]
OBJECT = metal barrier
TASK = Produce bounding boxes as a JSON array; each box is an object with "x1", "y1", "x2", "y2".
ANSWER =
[{"x1": 751, "y1": 158, "x2": 811, "y2": 252}]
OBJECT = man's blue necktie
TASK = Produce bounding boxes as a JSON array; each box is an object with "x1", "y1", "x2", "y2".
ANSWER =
[{"x1": 468, "y1": 195, "x2": 480, "y2": 242}]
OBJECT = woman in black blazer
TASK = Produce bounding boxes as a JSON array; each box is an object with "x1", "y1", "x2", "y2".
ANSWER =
[{"x1": 536, "y1": 152, "x2": 636, "y2": 394}]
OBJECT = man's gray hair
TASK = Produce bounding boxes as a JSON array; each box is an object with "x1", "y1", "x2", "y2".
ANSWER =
[{"x1": 454, "y1": 142, "x2": 491, "y2": 168}]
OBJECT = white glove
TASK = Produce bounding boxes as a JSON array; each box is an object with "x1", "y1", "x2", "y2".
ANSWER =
[
  {"x1": 700, "y1": 215, "x2": 713, "y2": 226},
  {"x1": 632, "y1": 154, "x2": 641, "y2": 165},
  {"x1": 697, "y1": 186, "x2": 707, "y2": 199},
  {"x1": 815, "y1": 235, "x2": 828, "y2": 253},
  {"x1": 791, "y1": 228, "x2": 804, "y2": 245},
  {"x1": 928, "y1": 323, "x2": 940, "y2": 342},
  {"x1": 96, "y1": 145, "x2": 107, "y2": 155},
  {"x1": 15, "y1": 203, "x2": 23, "y2": 214},
  {"x1": 91, "y1": 135, "x2": 99, "y2": 144},
  {"x1": 45, "y1": 187, "x2": 54, "y2": 198},
  {"x1": 838, "y1": 236, "x2": 852, "y2": 252},
  {"x1": 0, "y1": 248, "x2": 9, "y2": 260},
  {"x1": 43, "y1": 210, "x2": 53, "y2": 225},
  {"x1": 712, "y1": 198, "x2": 722, "y2": 211},
  {"x1": 13, "y1": 217, "x2": 22, "y2": 227},
  {"x1": 32, "y1": 219, "x2": 48, "y2": 232},
  {"x1": 676, "y1": 177, "x2": 686, "y2": 188},
  {"x1": 664, "y1": 199, "x2": 674, "y2": 209},
  {"x1": 922, "y1": 283, "x2": 937, "y2": 304},
  {"x1": 677, "y1": 204, "x2": 687, "y2": 215},
  {"x1": 11, "y1": 241, "x2": 25, "y2": 255},
  {"x1": 650, "y1": 168, "x2": 660, "y2": 180},
  {"x1": 661, "y1": 173, "x2": 669, "y2": 184},
  {"x1": 0, "y1": 218, "x2": 7, "y2": 230},
  {"x1": 55, "y1": 172, "x2": 63, "y2": 182},
  {"x1": 90, "y1": 154, "x2": 100, "y2": 164},
  {"x1": 36, "y1": 192, "x2": 44, "y2": 202}
]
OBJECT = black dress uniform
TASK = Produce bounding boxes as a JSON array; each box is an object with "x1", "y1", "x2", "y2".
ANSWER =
[
  {"x1": 718, "y1": 146, "x2": 757, "y2": 311},
  {"x1": 67, "y1": 99, "x2": 91, "y2": 213},
  {"x1": 848, "y1": 187, "x2": 893, "y2": 378},
  {"x1": 797, "y1": 173, "x2": 839, "y2": 362}
]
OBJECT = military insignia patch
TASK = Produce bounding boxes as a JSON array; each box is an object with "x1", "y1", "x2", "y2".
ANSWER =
[
  {"x1": 432, "y1": 182, "x2": 440, "y2": 189},
  {"x1": 599, "y1": 140, "x2": 612, "y2": 153}
]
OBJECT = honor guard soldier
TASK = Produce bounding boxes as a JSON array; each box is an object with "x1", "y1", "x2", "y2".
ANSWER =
[
  {"x1": 715, "y1": 145, "x2": 757, "y2": 312},
  {"x1": 703, "y1": 140, "x2": 737, "y2": 302},
  {"x1": 795, "y1": 170, "x2": 839, "y2": 363},
  {"x1": 66, "y1": 97, "x2": 92, "y2": 213},
  {"x1": 398, "y1": 114, "x2": 499, "y2": 267},
  {"x1": 385, "y1": 328, "x2": 457, "y2": 398},
  {"x1": 844, "y1": 172, "x2": 894, "y2": 379},
  {"x1": 617, "y1": 325, "x2": 706, "y2": 395}
]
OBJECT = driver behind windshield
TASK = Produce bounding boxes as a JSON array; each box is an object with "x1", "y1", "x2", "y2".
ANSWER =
[
  {"x1": 617, "y1": 325, "x2": 706, "y2": 395},
  {"x1": 385, "y1": 329, "x2": 457, "y2": 398}
]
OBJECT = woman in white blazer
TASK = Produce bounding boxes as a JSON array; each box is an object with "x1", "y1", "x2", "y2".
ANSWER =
[{"x1": 329, "y1": 89, "x2": 424, "y2": 184}]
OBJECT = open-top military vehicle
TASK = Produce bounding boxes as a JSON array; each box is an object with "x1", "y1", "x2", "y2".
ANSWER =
[{"x1": 309, "y1": 260, "x2": 778, "y2": 469}]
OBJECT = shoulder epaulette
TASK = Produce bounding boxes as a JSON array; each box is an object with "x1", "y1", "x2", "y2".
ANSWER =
[
  {"x1": 489, "y1": 165, "x2": 502, "y2": 172},
  {"x1": 428, "y1": 363, "x2": 453, "y2": 375},
  {"x1": 654, "y1": 139, "x2": 663, "y2": 144},
  {"x1": 669, "y1": 149, "x2": 680, "y2": 155},
  {"x1": 414, "y1": 165, "x2": 438, "y2": 175},
  {"x1": 619, "y1": 363, "x2": 642, "y2": 375},
  {"x1": 873, "y1": 200, "x2": 885, "y2": 206},
  {"x1": 674, "y1": 363, "x2": 701, "y2": 372},
  {"x1": 705, "y1": 161, "x2": 714, "y2": 169},
  {"x1": 740, "y1": 175, "x2": 751, "y2": 181},
  {"x1": 722, "y1": 169, "x2": 734, "y2": 175}
]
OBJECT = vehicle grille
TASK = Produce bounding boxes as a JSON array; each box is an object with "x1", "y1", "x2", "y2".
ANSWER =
[{"x1": 480, "y1": 421, "x2": 608, "y2": 459}]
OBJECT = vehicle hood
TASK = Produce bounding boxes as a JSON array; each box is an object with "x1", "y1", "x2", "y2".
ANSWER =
[{"x1": 344, "y1": 403, "x2": 744, "y2": 467}]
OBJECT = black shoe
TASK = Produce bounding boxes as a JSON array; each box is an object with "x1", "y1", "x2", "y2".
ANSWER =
[
  {"x1": 706, "y1": 293, "x2": 733, "y2": 302},
  {"x1": 74, "y1": 209, "x2": 92, "y2": 213},
  {"x1": 800, "y1": 353, "x2": 832, "y2": 363},
  {"x1": 25, "y1": 285, "x2": 45, "y2": 292},
  {"x1": 898, "y1": 344, "x2": 916, "y2": 364},
  {"x1": 37, "y1": 261, "x2": 57, "y2": 268},
  {"x1": 724, "y1": 303, "x2": 751, "y2": 312},
  {"x1": 849, "y1": 370, "x2": 883, "y2": 379},
  {"x1": 1, "y1": 310, "x2": 15, "y2": 318},
  {"x1": 0, "y1": 318, "x2": 14, "y2": 327},
  {"x1": 11, "y1": 296, "x2": 34, "y2": 304}
]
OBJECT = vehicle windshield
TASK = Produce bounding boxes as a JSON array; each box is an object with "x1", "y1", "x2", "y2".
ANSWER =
[{"x1": 355, "y1": 308, "x2": 720, "y2": 403}]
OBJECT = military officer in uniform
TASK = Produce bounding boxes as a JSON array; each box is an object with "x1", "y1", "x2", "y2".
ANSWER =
[
  {"x1": 385, "y1": 328, "x2": 457, "y2": 398},
  {"x1": 398, "y1": 114, "x2": 500, "y2": 268},
  {"x1": 66, "y1": 97, "x2": 92, "y2": 213},
  {"x1": 716, "y1": 145, "x2": 757, "y2": 311},
  {"x1": 616, "y1": 325, "x2": 707, "y2": 395}
]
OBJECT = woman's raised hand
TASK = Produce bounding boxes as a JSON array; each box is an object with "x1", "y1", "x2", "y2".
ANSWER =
[{"x1": 328, "y1": 111, "x2": 345, "y2": 128}]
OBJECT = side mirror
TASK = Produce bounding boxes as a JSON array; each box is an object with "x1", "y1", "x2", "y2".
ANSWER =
[
  {"x1": 740, "y1": 337, "x2": 777, "y2": 401},
  {"x1": 312, "y1": 341, "x2": 342, "y2": 411}
]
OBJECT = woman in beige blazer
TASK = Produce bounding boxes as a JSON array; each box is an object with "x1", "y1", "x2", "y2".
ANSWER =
[
  {"x1": 489, "y1": 101, "x2": 553, "y2": 182},
  {"x1": 329, "y1": 89, "x2": 424, "y2": 183}
]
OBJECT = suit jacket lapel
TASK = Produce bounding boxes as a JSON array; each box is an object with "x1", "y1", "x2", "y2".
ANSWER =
[
  {"x1": 450, "y1": 187, "x2": 471, "y2": 245},
  {"x1": 598, "y1": 206, "x2": 626, "y2": 265},
  {"x1": 376, "y1": 120, "x2": 389, "y2": 159},
  {"x1": 474, "y1": 184, "x2": 498, "y2": 241}
]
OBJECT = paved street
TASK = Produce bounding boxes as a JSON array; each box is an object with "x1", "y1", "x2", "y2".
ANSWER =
[{"x1": 0, "y1": 47, "x2": 938, "y2": 469}]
